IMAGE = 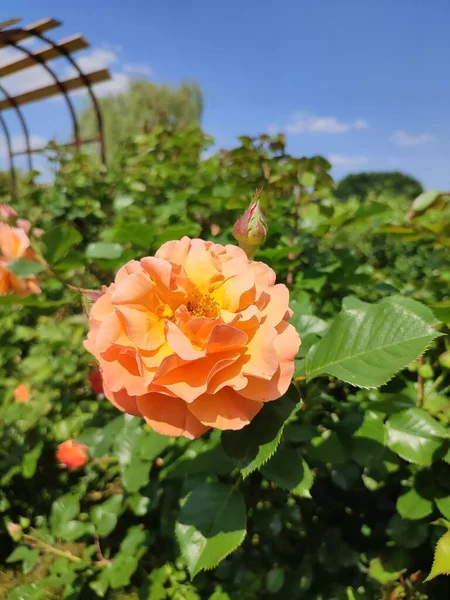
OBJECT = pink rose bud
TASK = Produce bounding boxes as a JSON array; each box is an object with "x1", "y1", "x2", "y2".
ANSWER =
[
  {"x1": 233, "y1": 189, "x2": 268, "y2": 257},
  {"x1": 0, "y1": 204, "x2": 17, "y2": 220}
]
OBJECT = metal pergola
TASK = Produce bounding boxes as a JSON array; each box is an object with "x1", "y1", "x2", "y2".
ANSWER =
[{"x1": 0, "y1": 17, "x2": 111, "y2": 196}]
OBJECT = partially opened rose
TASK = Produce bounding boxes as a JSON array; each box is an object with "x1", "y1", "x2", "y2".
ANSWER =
[
  {"x1": 84, "y1": 237, "x2": 300, "y2": 439},
  {"x1": 0, "y1": 221, "x2": 41, "y2": 296}
]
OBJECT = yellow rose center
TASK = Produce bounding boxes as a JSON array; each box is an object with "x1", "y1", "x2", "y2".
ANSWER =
[{"x1": 186, "y1": 290, "x2": 220, "y2": 319}]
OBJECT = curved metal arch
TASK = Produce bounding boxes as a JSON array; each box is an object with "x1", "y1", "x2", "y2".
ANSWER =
[
  {"x1": 0, "y1": 112, "x2": 16, "y2": 199},
  {"x1": 7, "y1": 39, "x2": 81, "y2": 154},
  {"x1": 32, "y1": 30, "x2": 106, "y2": 163},
  {"x1": 0, "y1": 80, "x2": 32, "y2": 170}
]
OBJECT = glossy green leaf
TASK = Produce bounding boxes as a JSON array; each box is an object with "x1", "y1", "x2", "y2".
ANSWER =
[
  {"x1": 90, "y1": 494, "x2": 123, "y2": 537},
  {"x1": 86, "y1": 242, "x2": 123, "y2": 260},
  {"x1": 261, "y1": 446, "x2": 314, "y2": 498},
  {"x1": 175, "y1": 483, "x2": 247, "y2": 577},
  {"x1": 221, "y1": 387, "x2": 300, "y2": 478},
  {"x1": 305, "y1": 299, "x2": 441, "y2": 387},
  {"x1": 396, "y1": 487, "x2": 433, "y2": 520},
  {"x1": 424, "y1": 531, "x2": 450, "y2": 581},
  {"x1": 41, "y1": 224, "x2": 82, "y2": 264},
  {"x1": 386, "y1": 408, "x2": 447, "y2": 465},
  {"x1": 380, "y1": 295, "x2": 440, "y2": 326},
  {"x1": 8, "y1": 259, "x2": 46, "y2": 277},
  {"x1": 436, "y1": 495, "x2": 450, "y2": 521}
]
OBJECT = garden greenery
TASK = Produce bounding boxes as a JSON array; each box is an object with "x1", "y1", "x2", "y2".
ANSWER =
[{"x1": 0, "y1": 127, "x2": 449, "y2": 600}]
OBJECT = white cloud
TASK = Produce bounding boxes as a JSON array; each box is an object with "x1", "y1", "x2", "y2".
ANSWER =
[
  {"x1": 93, "y1": 73, "x2": 131, "y2": 97},
  {"x1": 0, "y1": 134, "x2": 48, "y2": 158},
  {"x1": 328, "y1": 154, "x2": 368, "y2": 167},
  {"x1": 67, "y1": 48, "x2": 119, "y2": 77},
  {"x1": 284, "y1": 112, "x2": 368, "y2": 135},
  {"x1": 65, "y1": 48, "x2": 131, "y2": 98},
  {"x1": 391, "y1": 130, "x2": 433, "y2": 146},
  {"x1": 0, "y1": 45, "x2": 54, "y2": 95},
  {"x1": 123, "y1": 63, "x2": 152, "y2": 77}
]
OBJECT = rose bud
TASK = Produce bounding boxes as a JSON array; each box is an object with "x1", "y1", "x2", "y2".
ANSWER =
[
  {"x1": 233, "y1": 189, "x2": 268, "y2": 257},
  {"x1": 56, "y1": 440, "x2": 89, "y2": 470}
]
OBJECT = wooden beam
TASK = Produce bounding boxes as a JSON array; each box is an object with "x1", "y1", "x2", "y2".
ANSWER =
[
  {"x1": 0, "y1": 18, "x2": 62, "y2": 49},
  {"x1": 0, "y1": 35, "x2": 89, "y2": 78},
  {"x1": 0, "y1": 69, "x2": 110, "y2": 110},
  {"x1": 0, "y1": 19, "x2": 22, "y2": 31}
]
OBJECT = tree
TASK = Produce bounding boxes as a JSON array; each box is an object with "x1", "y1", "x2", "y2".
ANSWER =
[
  {"x1": 79, "y1": 80, "x2": 203, "y2": 162},
  {"x1": 335, "y1": 171, "x2": 423, "y2": 202}
]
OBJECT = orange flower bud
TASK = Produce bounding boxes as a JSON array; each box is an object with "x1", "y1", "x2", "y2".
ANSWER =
[
  {"x1": 56, "y1": 440, "x2": 89, "y2": 470},
  {"x1": 233, "y1": 189, "x2": 268, "y2": 257},
  {"x1": 13, "y1": 383, "x2": 30, "y2": 403}
]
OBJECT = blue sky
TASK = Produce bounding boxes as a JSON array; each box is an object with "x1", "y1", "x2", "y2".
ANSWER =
[{"x1": 2, "y1": 0, "x2": 450, "y2": 189}]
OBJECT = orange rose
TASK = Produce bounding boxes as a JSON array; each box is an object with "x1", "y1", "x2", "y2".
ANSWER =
[
  {"x1": 13, "y1": 383, "x2": 30, "y2": 403},
  {"x1": 0, "y1": 222, "x2": 41, "y2": 296},
  {"x1": 56, "y1": 440, "x2": 89, "y2": 470},
  {"x1": 84, "y1": 237, "x2": 300, "y2": 439}
]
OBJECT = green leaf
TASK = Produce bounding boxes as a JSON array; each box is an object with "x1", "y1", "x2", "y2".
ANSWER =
[
  {"x1": 90, "y1": 495, "x2": 123, "y2": 537},
  {"x1": 8, "y1": 583, "x2": 46, "y2": 600},
  {"x1": 7, "y1": 545, "x2": 32, "y2": 563},
  {"x1": 59, "y1": 520, "x2": 93, "y2": 541},
  {"x1": 412, "y1": 190, "x2": 449, "y2": 213},
  {"x1": 386, "y1": 408, "x2": 447, "y2": 465},
  {"x1": 139, "y1": 430, "x2": 171, "y2": 461},
  {"x1": 305, "y1": 299, "x2": 441, "y2": 387},
  {"x1": 368, "y1": 554, "x2": 407, "y2": 584},
  {"x1": 108, "y1": 555, "x2": 139, "y2": 589},
  {"x1": 8, "y1": 259, "x2": 46, "y2": 277},
  {"x1": 120, "y1": 525, "x2": 150, "y2": 555},
  {"x1": 112, "y1": 221, "x2": 154, "y2": 248},
  {"x1": 380, "y1": 295, "x2": 440, "y2": 326},
  {"x1": 41, "y1": 224, "x2": 82, "y2": 264},
  {"x1": 436, "y1": 495, "x2": 450, "y2": 521},
  {"x1": 175, "y1": 483, "x2": 247, "y2": 577},
  {"x1": 221, "y1": 387, "x2": 300, "y2": 478},
  {"x1": 261, "y1": 446, "x2": 314, "y2": 498},
  {"x1": 308, "y1": 432, "x2": 350, "y2": 465},
  {"x1": 86, "y1": 242, "x2": 123, "y2": 260},
  {"x1": 425, "y1": 531, "x2": 450, "y2": 581},
  {"x1": 50, "y1": 493, "x2": 81, "y2": 535},
  {"x1": 291, "y1": 314, "x2": 328, "y2": 340},
  {"x1": 265, "y1": 567, "x2": 285, "y2": 593},
  {"x1": 113, "y1": 195, "x2": 134, "y2": 210},
  {"x1": 114, "y1": 417, "x2": 151, "y2": 492},
  {"x1": 23, "y1": 442, "x2": 43, "y2": 478},
  {"x1": 397, "y1": 487, "x2": 433, "y2": 520},
  {"x1": 388, "y1": 515, "x2": 428, "y2": 548}
]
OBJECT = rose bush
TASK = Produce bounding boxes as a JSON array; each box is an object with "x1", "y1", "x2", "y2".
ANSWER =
[
  {"x1": 84, "y1": 237, "x2": 300, "y2": 438},
  {"x1": 0, "y1": 129, "x2": 449, "y2": 600}
]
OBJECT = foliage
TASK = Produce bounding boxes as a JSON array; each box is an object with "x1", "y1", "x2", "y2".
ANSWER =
[
  {"x1": 79, "y1": 80, "x2": 203, "y2": 163},
  {"x1": 335, "y1": 170, "x2": 424, "y2": 204},
  {"x1": 1, "y1": 126, "x2": 450, "y2": 600}
]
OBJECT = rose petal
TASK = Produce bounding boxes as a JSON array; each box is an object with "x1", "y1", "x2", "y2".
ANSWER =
[
  {"x1": 136, "y1": 393, "x2": 209, "y2": 439},
  {"x1": 188, "y1": 388, "x2": 263, "y2": 430}
]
